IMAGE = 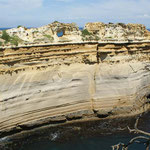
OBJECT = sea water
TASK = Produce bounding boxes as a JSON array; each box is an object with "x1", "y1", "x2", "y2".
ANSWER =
[
  {"x1": 19, "y1": 134, "x2": 145, "y2": 150},
  {"x1": 17, "y1": 112, "x2": 150, "y2": 150}
]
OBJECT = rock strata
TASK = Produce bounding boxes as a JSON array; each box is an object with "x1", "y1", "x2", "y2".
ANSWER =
[{"x1": 0, "y1": 41, "x2": 150, "y2": 137}]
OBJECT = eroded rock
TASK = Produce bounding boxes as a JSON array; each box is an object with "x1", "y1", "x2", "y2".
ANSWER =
[
  {"x1": 0, "y1": 40, "x2": 150, "y2": 137},
  {"x1": 84, "y1": 22, "x2": 148, "y2": 41},
  {"x1": 0, "y1": 21, "x2": 150, "y2": 47}
]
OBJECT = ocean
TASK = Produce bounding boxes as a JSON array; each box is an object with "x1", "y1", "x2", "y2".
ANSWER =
[
  {"x1": 19, "y1": 134, "x2": 145, "y2": 150},
  {"x1": 0, "y1": 28, "x2": 11, "y2": 30},
  {"x1": 1, "y1": 112, "x2": 150, "y2": 150},
  {"x1": 0, "y1": 27, "x2": 32, "y2": 30}
]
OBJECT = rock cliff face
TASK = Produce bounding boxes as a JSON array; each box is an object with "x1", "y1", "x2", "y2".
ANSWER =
[
  {"x1": 0, "y1": 42, "x2": 150, "y2": 136},
  {"x1": 84, "y1": 22, "x2": 149, "y2": 41},
  {"x1": 0, "y1": 21, "x2": 150, "y2": 47},
  {"x1": 0, "y1": 22, "x2": 81, "y2": 46}
]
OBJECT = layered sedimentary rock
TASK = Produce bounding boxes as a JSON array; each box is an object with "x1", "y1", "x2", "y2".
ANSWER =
[{"x1": 0, "y1": 42, "x2": 150, "y2": 136}]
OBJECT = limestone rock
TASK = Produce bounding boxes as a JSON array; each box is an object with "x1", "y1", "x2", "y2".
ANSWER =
[
  {"x1": 0, "y1": 21, "x2": 150, "y2": 47},
  {"x1": 84, "y1": 22, "x2": 149, "y2": 41},
  {"x1": 95, "y1": 109, "x2": 112, "y2": 118},
  {"x1": 0, "y1": 39, "x2": 150, "y2": 136},
  {"x1": 66, "y1": 110, "x2": 94, "y2": 120},
  {"x1": 2, "y1": 21, "x2": 81, "y2": 46}
]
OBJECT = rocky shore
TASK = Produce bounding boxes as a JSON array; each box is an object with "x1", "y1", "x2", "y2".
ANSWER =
[{"x1": 1, "y1": 22, "x2": 150, "y2": 141}]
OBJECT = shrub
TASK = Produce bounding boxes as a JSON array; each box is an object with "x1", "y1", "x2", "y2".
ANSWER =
[
  {"x1": 1, "y1": 30, "x2": 10, "y2": 43},
  {"x1": 1, "y1": 31, "x2": 22, "y2": 46},
  {"x1": 17, "y1": 25, "x2": 22, "y2": 28},
  {"x1": 10, "y1": 36, "x2": 21, "y2": 46},
  {"x1": 0, "y1": 41, "x2": 2, "y2": 46},
  {"x1": 10, "y1": 39, "x2": 18, "y2": 46},
  {"x1": 53, "y1": 21, "x2": 59, "y2": 23},
  {"x1": 81, "y1": 29, "x2": 92, "y2": 36},
  {"x1": 17, "y1": 25, "x2": 27, "y2": 30}
]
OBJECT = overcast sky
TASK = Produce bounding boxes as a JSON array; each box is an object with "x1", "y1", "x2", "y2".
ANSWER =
[{"x1": 0, "y1": 0, "x2": 150, "y2": 28}]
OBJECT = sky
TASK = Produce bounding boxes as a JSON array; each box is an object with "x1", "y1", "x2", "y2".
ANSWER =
[{"x1": 0, "y1": 0, "x2": 150, "y2": 28}]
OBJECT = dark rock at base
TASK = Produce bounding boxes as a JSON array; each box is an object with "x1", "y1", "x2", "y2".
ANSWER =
[
  {"x1": 110, "y1": 106, "x2": 132, "y2": 115},
  {"x1": 95, "y1": 109, "x2": 112, "y2": 118},
  {"x1": 66, "y1": 110, "x2": 94, "y2": 120},
  {"x1": 15, "y1": 115, "x2": 67, "y2": 130}
]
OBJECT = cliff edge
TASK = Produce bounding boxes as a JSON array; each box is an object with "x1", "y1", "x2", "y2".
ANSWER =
[
  {"x1": 1, "y1": 41, "x2": 150, "y2": 137},
  {"x1": 0, "y1": 21, "x2": 150, "y2": 47}
]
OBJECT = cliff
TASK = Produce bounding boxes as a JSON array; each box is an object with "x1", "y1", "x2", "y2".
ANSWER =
[
  {"x1": 0, "y1": 21, "x2": 150, "y2": 47},
  {"x1": 1, "y1": 41, "x2": 150, "y2": 137},
  {"x1": 84, "y1": 22, "x2": 150, "y2": 41}
]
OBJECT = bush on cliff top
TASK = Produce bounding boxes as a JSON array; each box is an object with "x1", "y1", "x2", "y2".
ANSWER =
[
  {"x1": 1, "y1": 30, "x2": 11, "y2": 43},
  {"x1": 17, "y1": 25, "x2": 23, "y2": 28},
  {"x1": 1, "y1": 30, "x2": 22, "y2": 46},
  {"x1": 10, "y1": 36, "x2": 20, "y2": 46},
  {"x1": 81, "y1": 29, "x2": 92, "y2": 37}
]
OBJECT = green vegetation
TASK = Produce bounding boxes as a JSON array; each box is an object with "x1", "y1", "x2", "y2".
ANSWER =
[
  {"x1": 81, "y1": 29, "x2": 92, "y2": 37},
  {"x1": 33, "y1": 31, "x2": 39, "y2": 33},
  {"x1": 1, "y1": 30, "x2": 11, "y2": 43},
  {"x1": 53, "y1": 21, "x2": 59, "y2": 23},
  {"x1": 81, "y1": 29, "x2": 100, "y2": 41},
  {"x1": 0, "y1": 41, "x2": 2, "y2": 46},
  {"x1": 17, "y1": 25, "x2": 27, "y2": 30},
  {"x1": 107, "y1": 36, "x2": 112, "y2": 39},
  {"x1": 17, "y1": 25, "x2": 22, "y2": 28},
  {"x1": 1, "y1": 30, "x2": 22, "y2": 46},
  {"x1": 44, "y1": 34, "x2": 54, "y2": 42},
  {"x1": 10, "y1": 36, "x2": 22, "y2": 46}
]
